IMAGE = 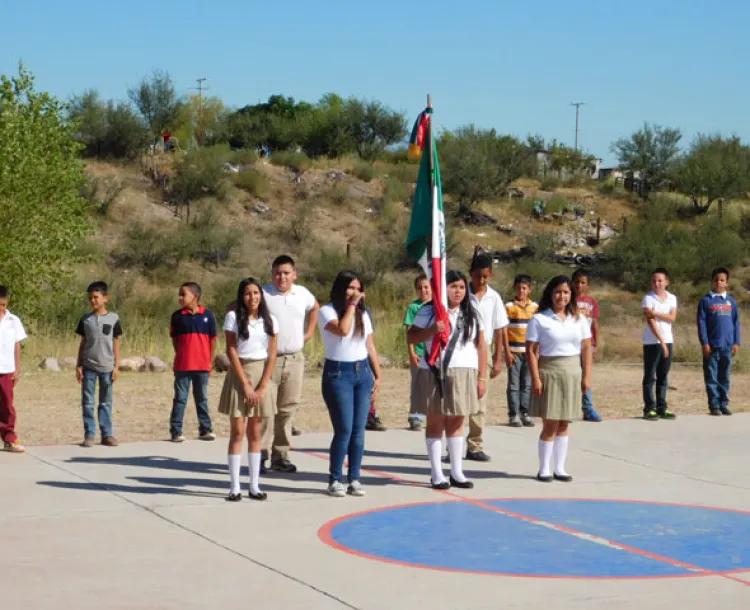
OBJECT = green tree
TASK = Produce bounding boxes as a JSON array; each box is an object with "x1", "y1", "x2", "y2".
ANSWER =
[
  {"x1": 0, "y1": 65, "x2": 92, "y2": 316},
  {"x1": 673, "y1": 134, "x2": 750, "y2": 214},
  {"x1": 610, "y1": 122, "x2": 682, "y2": 189},
  {"x1": 343, "y1": 99, "x2": 407, "y2": 162},
  {"x1": 128, "y1": 70, "x2": 184, "y2": 141}
]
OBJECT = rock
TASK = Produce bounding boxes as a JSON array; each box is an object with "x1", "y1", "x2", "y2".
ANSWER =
[
  {"x1": 40, "y1": 358, "x2": 61, "y2": 372},
  {"x1": 378, "y1": 355, "x2": 393, "y2": 369},
  {"x1": 119, "y1": 357, "x2": 146, "y2": 372},
  {"x1": 59, "y1": 357, "x2": 78, "y2": 370},
  {"x1": 214, "y1": 353, "x2": 230, "y2": 372},
  {"x1": 146, "y1": 356, "x2": 168, "y2": 373},
  {"x1": 251, "y1": 202, "x2": 271, "y2": 214}
]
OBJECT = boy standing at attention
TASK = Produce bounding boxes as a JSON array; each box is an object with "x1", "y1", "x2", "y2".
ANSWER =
[
  {"x1": 505, "y1": 275, "x2": 538, "y2": 427},
  {"x1": 76, "y1": 281, "x2": 122, "y2": 447},
  {"x1": 403, "y1": 274, "x2": 432, "y2": 431},
  {"x1": 572, "y1": 269, "x2": 602, "y2": 422},
  {"x1": 169, "y1": 282, "x2": 217, "y2": 442},
  {"x1": 262, "y1": 255, "x2": 319, "y2": 473},
  {"x1": 0, "y1": 286, "x2": 27, "y2": 453},
  {"x1": 697, "y1": 267, "x2": 741, "y2": 416},
  {"x1": 467, "y1": 252, "x2": 509, "y2": 462},
  {"x1": 642, "y1": 268, "x2": 678, "y2": 421}
]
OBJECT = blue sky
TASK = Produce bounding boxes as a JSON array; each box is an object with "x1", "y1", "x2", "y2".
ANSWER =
[{"x1": 2, "y1": 0, "x2": 748, "y2": 164}]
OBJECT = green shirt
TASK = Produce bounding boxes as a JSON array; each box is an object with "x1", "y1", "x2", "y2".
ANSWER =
[{"x1": 403, "y1": 299, "x2": 430, "y2": 358}]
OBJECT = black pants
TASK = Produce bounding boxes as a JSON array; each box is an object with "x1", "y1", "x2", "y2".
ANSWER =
[{"x1": 642, "y1": 343, "x2": 673, "y2": 413}]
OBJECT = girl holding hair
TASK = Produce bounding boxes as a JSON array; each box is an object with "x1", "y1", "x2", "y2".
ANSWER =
[
  {"x1": 219, "y1": 277, "x2": 278, "y2": 501},
  {"x1": 318, "y1": 271, "x2": 382, "y2": 498},
  {"x1": 526, "y1": 275, "x2": 592, "y2": 482},
  {"x1": 407, "y1": 270, "x2": 487, "y2": 489}
]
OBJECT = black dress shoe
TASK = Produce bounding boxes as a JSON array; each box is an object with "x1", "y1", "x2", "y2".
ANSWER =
[
  {"x1": 225, "y1": 492, "x2": 242, "y2": 502},
  {"x1": 271, "y1": 459, "x2": 297, "y2": 473},
  {"x1": 536, "y1": 473, "x2": 553, "y2": 482},
  {"x1": 248, "y1": 490, "x2": 268, "y2": 501},
  {"x1": 466, "y1": 450, "x2": 491, "y2": 462},
  {"x1": 431, "y1": 479, "x2": 450, "y2": 490},
  {"x1": 449, "y1": 476, "x2": 474, "y2": 489},
  {"x1": 553, "y1": 473, "x2": 573, "y2": 482}
]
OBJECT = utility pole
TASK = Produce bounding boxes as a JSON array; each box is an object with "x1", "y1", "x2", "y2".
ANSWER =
[
  {"x1": 570, "y1": 102, "x2": 586, "y2": 151},
  {"x1": 194, "y1": 77, "x2": 208, "y2": 147}
]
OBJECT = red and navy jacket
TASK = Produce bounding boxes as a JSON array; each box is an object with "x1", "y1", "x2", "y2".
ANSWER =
[
  {"x1": 697, "y1": 293, "x2": 741, "y2": 349},
  {"x1": 170, "y1": 306, "x2": 217, "y2": 371}
]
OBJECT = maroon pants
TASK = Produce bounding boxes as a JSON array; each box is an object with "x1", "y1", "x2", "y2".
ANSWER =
[{"x1": 0, "y1": 373, "x2": 17, "y2": 443}]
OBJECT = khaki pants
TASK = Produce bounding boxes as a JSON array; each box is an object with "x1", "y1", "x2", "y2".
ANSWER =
[
  {"x1": 467, "y1": 347, "x2": 493, "y2": 453},
  {"x1": 261, "y1": 352, "x2": 305, "y2": 460}
]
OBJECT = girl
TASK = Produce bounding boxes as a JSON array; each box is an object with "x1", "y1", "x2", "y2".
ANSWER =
[
  {"x1": 219, "y1": 277, "x2": 278, "y2": 501},
  {"x1": 407, "y1": 270, "x2": 487, "y2": 490},
  {"x1": 318, "y1": 271, "x2": 382, "y2": 498},
  {"x1": 526, "y1": 276, "x2": 592, "y2": 483}
]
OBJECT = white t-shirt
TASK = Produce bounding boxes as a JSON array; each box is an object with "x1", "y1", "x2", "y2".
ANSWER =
[
  {"x1": 470, "y1": 286, "x2": 509, "y2": 347},
  {"x1": 412, "y1": 304, "x2": 481, "y2": 370},
  {"x1": 526, "y1": 309, "x2": 592, "y2": 357},
  {"x1": 223, "y1": 311, "x2": 279, "y2": 360},
  {"x1": 642, "y1": 291, "x2": 677, "y2": 345},
  {"x1": 318, "y1": 304, "x2": 373, "y2": 362},
  {"x1": 0, "y1": 311, "x2": 27, "y2": 374},
  {"x1": 263, "y1": 284, "x2": 317, "y2": 355}
]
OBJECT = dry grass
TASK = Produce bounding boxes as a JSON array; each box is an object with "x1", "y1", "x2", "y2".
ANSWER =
[{"x1": 13, "y1": 364, "x2": 748, "y2": 447}]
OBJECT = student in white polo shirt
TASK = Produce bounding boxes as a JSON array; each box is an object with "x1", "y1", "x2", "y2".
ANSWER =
[
  {"x1": 0, "y1": 286, "x2": 27, "y2": 453},
  {"x1": 526, "y1": 276, "x2": 592, "y2": 482},
  {"x1": 261, "y1": 255, "x2": 319, "y2": 473},
  {"x1": 466, "y1": 252, "x2": 509, "y2": 462}
]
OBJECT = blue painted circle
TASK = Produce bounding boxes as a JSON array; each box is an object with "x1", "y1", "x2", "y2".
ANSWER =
[{"x1": 326, "y1": 499, "x2": 750, "y2": 578}]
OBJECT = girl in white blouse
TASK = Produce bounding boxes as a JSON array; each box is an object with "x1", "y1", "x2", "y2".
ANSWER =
[
  {"x1": 219, "y1": 278, "x2": 278, "y2": 501},
  {"x1": 526, "y1": 275, "x2": 592, "y2": 482}
]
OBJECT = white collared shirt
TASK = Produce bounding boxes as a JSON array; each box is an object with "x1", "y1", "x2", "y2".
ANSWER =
[
  {"x1": 412, "y1": 304, "x2": 482, "y2": 370},
  {"x1": 0, "y1": 311, "x2": 27, "y2": 373},
  {"x1": 262, "y1": 283, "x2": 316, "y2": 354},
  {"x1": 223, "y1": 311, "x2": 279, "y2": 360},
  {"x1": 642, "y1": 291, "x2": 678, "y2": 345},
  {"x1": 470, "y1": 286, "x2": 509, "y2": 346},
  {"x1": 318, "y1": 304, "x2": 373, "y2": 362},
  {"x1": 526, "y1": 309, "x2": 591, "y2": 357},
  {"x1": 710, "y1": 291, "x2": 728, "y2": 299}
]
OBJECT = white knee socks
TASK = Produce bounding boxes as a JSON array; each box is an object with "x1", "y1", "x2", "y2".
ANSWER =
[
  {"x1": 248, "y1": 452, "x2": 262, "y2": 495},
  {"x1": 426, "y1": 438, "x2": 446, "y2": 484},
  {"x1": 553, "y1": 436, "x2": 569, "y2": 477},
  {"x1": 228, "y1": 454, "x2": 241, "y2": 494},
  {"x1": 446, "y1": 436, "x2": 467, "y2": 483},
  {"x1": 538, "y1": 439, "x2": 554, "y2": 477}
]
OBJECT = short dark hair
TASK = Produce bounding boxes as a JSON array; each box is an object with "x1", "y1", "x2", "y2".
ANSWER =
[
  {"x1": 572, "y1": 269, "x2": 590, "y2": 282},
  {"x1": 0, "y1": 285, "x2": 7, "y2": 298},
  {"x1": 651, "y1": 267, "x2": 670, "y2": 279},
  {"x1": 711, "y1": 267, "x2": 730, "y2": 280},
  {"x1": 181, "y1": 282, "x2": 201, "y2": 299},
  {"x1": 272, "y1": 254, "x2": 296, "y2": 269},
  {"x1": 513, "y1": 274, "x2": 532, "y2": 287},
  {"x1": 87, "y1": 281, "x2": 108, "y2": 295},
  {"x1": 414, "y1": 273, "x2": 428, "y2": 288},
  {"x1": 469, "y1": 253, "x2": 493, "y2": 272}
]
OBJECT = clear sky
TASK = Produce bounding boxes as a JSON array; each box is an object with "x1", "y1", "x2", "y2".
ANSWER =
[{"x1": 2, "y1": 0, "x2": 748, "y2": 164}]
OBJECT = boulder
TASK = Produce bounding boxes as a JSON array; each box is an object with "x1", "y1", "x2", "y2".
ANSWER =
[
  {"x1": 214, "y1": 353, "x2": 230, "y2": 372},
  {"x1": 146, "y1": 356, "x2": 168, "y2": 373},
  {"x1": 378, "y1": 355, "x2": 393, "y2": 369},
  {"x1": 251, "y1": 202, "x2": 271, "y2": 214},
  {"x1": 39, "y1": 358, "x2": 61, "y2": 372},
  {"x1": 119, "y1": 357, "x2": 146, "y2": 372},
  {"x1": 59, "y1": 357, "x2": 78, "y2": 370}
]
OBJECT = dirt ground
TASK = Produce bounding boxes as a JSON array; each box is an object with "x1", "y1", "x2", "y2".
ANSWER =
[{"x1": 12, "y1": 363, "x2": 748, "y2": 446}]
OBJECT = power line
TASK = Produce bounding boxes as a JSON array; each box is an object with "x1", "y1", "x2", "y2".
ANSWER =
[
  {"x1": 570, "y1": 102, "x2": 586, "y2": 151},
  {"x1": 190, "y1": 78, "x2": 208, "y2": 147}
]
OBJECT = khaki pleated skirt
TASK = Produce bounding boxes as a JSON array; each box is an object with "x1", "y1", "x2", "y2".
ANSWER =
[
  {"x1": 413, "y1": 367, "x2": 479, "y2": 417},
  {"x1": 218, "y1": 359, "x2": 277, "y2": 419},
  {"x1": 530, "y1": 356, "x2": 581, "y2": 422}
]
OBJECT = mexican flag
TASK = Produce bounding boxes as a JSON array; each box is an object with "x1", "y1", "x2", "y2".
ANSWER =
[{"x1": 406, "y1": 106, "x2": 450, "y2": 368}]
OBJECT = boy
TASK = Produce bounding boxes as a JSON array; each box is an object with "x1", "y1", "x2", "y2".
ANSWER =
[
  {"x1": 573, "y1": 269, "x2": 602, "y2": 422},
  {"x1": 403, "y1": 274, "x2": 432, "y2": 431},
  {"x1": 262, "y1": 255, "x2": 319, "y2": 473},
  {"x1": 169, "y1": 282, "x2": 217, "y2": 442},
  {"x1": 75, "y1": 282, "x2": 122, "y2": 447},
  {"x1": 0, "y1": 286, "x2": 27, "y2": 453},
  {"x1": 642, "y1": 268, "x2": 678, "y2": 421},
  {"x1": 505, "y1": 275, "x2": 538, "y2": 427},
  {"x1": 697, "y1": 267, "x2": 741, "y2": 416},
  {"x1": 467, "y1": 252, "x2": 509, "y2": 462}
]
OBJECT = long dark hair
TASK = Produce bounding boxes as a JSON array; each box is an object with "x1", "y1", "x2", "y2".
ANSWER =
[
  {"x1": 445, "y1": 269, "x2": 480, "y2": 345},
  {"x1": 235, "y1": 277, "x2": 274, "y2": 339},
  {"x1": 539, "y1": 275, "x2": 578, "y2": 317},
  {"x1": 330, "y1": 270, "x2": 365, "y2": 337}
]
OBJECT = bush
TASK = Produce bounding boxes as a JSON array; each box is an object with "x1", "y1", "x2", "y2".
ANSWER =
[
  {"x1": 270, "y1": 151, "x2": 312, "y2": 173},
  {"x1": 115, "y1": 223, "x2": 181, "y2": 270},
  {"x1": 170, "y1": 147, "x2": 229, "y2": 208},
  {"x1": 383, "y1": 177, "x2": 410, "y2": 203},
  {"x1": 545, "y1": 195, "x2": 570, "y2": 214},
  {"x1": 288, "y1": 201, "x2": 317, "y2": 244},
  {"x1": 175, "y1": 207, "x2": 241, "y2": 267},
  {"x1": 232, "y1": 168, "x2": 269, "y2": 199},
  {"x1": 79, "y1": 173, "x2": 125, "y2": 216},
  {"x1": 540, "y1": 176, "x2": 560, "y2": 191},
  {"x1": 327, "y1": 183, "x2": 349, "y2": 206},
  {"x1": 229, "y1": 148, "x2": 259, "y2": 166},
  {"x1": 351, "y1": 161, "x2": 376, "y2": 183}
]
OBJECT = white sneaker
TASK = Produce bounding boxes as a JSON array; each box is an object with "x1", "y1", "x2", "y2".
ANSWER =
[
  {"x1": 326, "y1": 481, "x2": 346, "y2": 497},
  {"x1": 347, "y1": 481, "x2": 366, "y2": 497}
]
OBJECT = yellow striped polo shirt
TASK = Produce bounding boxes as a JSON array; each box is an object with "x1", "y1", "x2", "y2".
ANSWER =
[{"x1": 505, "y1": 300, "x2": 539, "y2": 353}]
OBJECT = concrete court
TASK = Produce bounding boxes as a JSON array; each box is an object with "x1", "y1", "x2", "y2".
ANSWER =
[{"x1": 2, "y1": 415, "x2": 749, "y2": 610}]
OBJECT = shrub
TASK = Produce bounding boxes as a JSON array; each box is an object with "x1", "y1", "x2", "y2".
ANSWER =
[
  {"x1": 230, "y1": 148, "x2": 259, "y2": 166},
  {"x1": 79, "y1": 173, "x2": 125, "y2": 216},
  {"x1": 351, "y1": 161, "x2": 376, "y2": 183},
  {"x1": 545, "y1": 195, "x2": 570, "y2": 214},
  {"x1": 380, "y1": 162, "x2": 419, "y2": 184},
  {"x1": 270, "y1": 151, "x2": 312, "y2": 173},
  {"x1": 383, "y1": 177, "x2": 409, "y2": 203},
  {"x1": 176, "y1": 208, "x2": 241, "y2": 267},
  {"x1": 540, "y1": 176, "x2": 560, "y2": 191},
  {"x1": 327, "y1": 183, "x2": 349, "y2": 206},
  {"x1": 115, "y1": 223, "x2": 181, "y2": 270},
  {"x1": 232, "y1": 168, "x2": 269, "y2": 199},
  {"x1": 170, "y1": 147, "x2": 229, "y2": 209},
  {"x1": 288, "y1": 201, "x2": 316, "y2": 244}
]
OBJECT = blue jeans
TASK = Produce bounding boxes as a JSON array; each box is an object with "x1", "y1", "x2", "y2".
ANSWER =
[
  {"x1": 322, "y1": 359, "x2": 374, "y2": 484},
  {"x1": 408, "y1": 367, "x2": 425, "y2": 424},
  {"x1": 703, "y1": 347, "x2": 733, "y2": 409},
  {"x1": 170, "y1": 371, "x2": 212, "y2": 437},
  {"x1": 642, "y1": 343, "x2": 673, "y2": 413},
  {"x1": 82, "y1": 369, "x2": 113, "y2": 437},
  {"x1": 582, "y1": 388, "x2": 594, "y2": 412},
  {"x1": 506, "y1": 353, "x2": 531, "y2": 417}
]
